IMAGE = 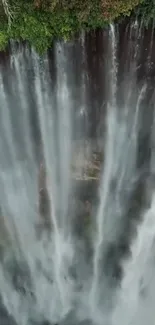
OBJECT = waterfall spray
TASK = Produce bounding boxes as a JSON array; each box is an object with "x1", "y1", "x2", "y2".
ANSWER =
[{"x1": 0, "y1": 21, "x2": 154, "y2": 325}]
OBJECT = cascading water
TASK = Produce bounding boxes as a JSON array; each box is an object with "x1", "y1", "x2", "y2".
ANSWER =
[{"x1": 0, "y1": 20, "x2": 155, "y2": 325}]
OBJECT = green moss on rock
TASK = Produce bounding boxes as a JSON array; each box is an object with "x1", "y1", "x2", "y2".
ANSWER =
[{"x1": 0, "y1": 30, "x2": 9, "y2": 50}]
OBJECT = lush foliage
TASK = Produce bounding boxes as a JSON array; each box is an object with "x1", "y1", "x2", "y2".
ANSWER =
[
  {"x1": 100, "y1": 0, "x2": 143, "y2": 20},
  {"x1": 0, "y1": 0, "x2": 144, "y2": 53},
  {"x1": 135, "y1": 0, "x2": 155, "y2": 26}
]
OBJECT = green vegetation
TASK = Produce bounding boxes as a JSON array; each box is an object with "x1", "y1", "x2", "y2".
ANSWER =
[
  {"x1": 0, "y1": 0, "x2": 149, "y2": 53},
  {"x1": 135, "y1": 0, "x2": 155, "y2": 27}
]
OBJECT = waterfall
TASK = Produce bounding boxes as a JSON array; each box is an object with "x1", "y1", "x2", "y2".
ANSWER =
[{"x1": 0, "y1": 20, "x2": 154, "y2": 325}]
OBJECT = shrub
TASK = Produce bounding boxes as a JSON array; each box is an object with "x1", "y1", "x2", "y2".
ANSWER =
[{"x1": 0, "y1": 0, "x2": 144, "y2": 53}]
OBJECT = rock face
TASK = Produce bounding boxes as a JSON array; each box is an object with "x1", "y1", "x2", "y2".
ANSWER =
[
  {"x1": 36, "y1": 162, "x2": 52, "y2": 238},
  {"x1": 0, "y1": 299, "x2": 17, "y2": 325},
  {"x1": 36, "y1": 143, "x2": 102, "y2": 237},
  {"x1": 0, "y1": 144, "x2": 101, "y2": 247},
  {"x1": 71, "y1": 141, "x2": 103, "y2": 180}
]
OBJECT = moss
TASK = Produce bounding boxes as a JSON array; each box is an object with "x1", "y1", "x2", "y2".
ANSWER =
[
  {"x1": 135, "y1": 0, "x2": 155, "y2": 26},
  {"x1": 0, "y1": 30, "x2": 9, "y2": 50},
  {"x1": 0, "y1": 0, "x2": 145, "y2": 53}
]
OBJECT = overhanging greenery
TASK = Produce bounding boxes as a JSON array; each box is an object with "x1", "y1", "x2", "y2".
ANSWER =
[{"x1": 0, "y1": 0, "x2": 151, "y2": 53}]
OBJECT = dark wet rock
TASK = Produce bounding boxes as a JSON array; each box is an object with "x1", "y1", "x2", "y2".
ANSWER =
[
  {"x1": 73, "y1": 180, "x2": 98, "y2": 203},
  {"x1": 0, "y1": 297, "x2": 17, "y2": 325},
  {"x1": 3, "y1": 257, "x2": 34, "y2": 298}
]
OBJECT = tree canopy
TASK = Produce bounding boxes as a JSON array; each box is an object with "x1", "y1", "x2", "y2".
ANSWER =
[{"x1": 0, "y1": 0, "x2": 151, "y2": 53}]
